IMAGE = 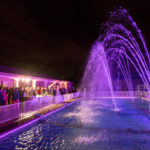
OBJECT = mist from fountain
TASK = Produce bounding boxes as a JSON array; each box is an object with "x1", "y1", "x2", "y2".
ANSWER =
[{"x1": 80, "y1": 7, "x2": 150, "y2": 110}]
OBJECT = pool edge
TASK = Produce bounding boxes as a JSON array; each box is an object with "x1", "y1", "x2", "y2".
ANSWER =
[{"x1": 0, "y1": 98, "x2": 80, "y2": 140}]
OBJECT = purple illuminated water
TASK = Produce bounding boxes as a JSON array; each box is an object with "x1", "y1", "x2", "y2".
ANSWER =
[{"x1": 81, "y1": 8, "x2": 150, "y2": 110}]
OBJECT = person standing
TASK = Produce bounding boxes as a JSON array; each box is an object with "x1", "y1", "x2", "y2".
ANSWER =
[
  {"x1": 2, "y1": 88, "x2": 7, "y2": 105},
  {"x1": 0, "y1": 87, "x2": 3, "y2": 106},
  {"x1": 19, "y1": 88, "x2": 25, "y2": 103},
  {"x1": 12, "y1": 88, "x2": 19, "y2": 104},
  {"x1": 19, "y1": 88, "x2": 25, "y2": 113},
  {"x1": 7, "y1": 88, "x2": 13, "y2": 104},
  {"x1": 53, "y1": 87, "x2": 57, "y2": 96}
]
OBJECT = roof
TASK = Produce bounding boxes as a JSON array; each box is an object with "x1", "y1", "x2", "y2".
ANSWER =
[{"x1": 0, "y1": 65, "x2": 69, "y2": 82}]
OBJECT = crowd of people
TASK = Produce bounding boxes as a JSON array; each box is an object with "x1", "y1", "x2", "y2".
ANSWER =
[{"x1": 0, "y1": 86, "x2": 75, "y2": 106}]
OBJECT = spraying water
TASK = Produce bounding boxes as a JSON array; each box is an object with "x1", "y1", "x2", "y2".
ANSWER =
[{"x1": 80, "y1": 7, "x2": 150, "y2": 110}]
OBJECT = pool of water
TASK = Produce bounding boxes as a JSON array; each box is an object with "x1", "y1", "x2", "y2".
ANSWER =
[{"x1": 1, "y1": 98, "x2": 150, "y2": 150}]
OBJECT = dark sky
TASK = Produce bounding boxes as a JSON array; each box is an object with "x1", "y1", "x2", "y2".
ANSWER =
[{"x1": 0, "y1": 0, "x2": 150, "y2": 86}]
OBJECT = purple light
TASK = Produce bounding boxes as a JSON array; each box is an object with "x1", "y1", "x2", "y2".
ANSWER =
[
  {"x1": 0, "y1": 98, "x2": 80, "y2": 140},
  {"x1": 80, "y1": 8, "x2": 150, "y2": 110}
]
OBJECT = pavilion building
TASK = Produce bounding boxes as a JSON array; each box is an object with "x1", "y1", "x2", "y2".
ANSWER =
[{"x1": 0, "y1": 65, "x2": 71, "y2": 90}]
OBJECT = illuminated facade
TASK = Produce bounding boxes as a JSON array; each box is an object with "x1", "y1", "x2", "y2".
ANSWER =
[{"x1": 0, "y1": 72, "x2": 70, "y2": 90}]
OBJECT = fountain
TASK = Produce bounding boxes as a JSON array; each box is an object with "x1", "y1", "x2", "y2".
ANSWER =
[
  {"x1": 1, "y1": 8, "x2": 150, "y2": 150},
  {"x1": 80, "y1": 7, "x2": 150, "y2": 111}
]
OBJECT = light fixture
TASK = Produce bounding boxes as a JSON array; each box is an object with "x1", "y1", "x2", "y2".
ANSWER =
[{"x1": 25, "y1": 78, "x2": 30, "y2": 82}]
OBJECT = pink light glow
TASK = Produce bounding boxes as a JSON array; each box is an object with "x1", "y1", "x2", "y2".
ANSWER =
[{"x1": 0, "y1": 71, "x2": 70, "y2": 88}]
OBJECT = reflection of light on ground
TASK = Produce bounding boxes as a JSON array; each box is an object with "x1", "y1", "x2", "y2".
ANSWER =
[
  {"x1": 19, "y1": 112, "x2": 36, "y2": 120},
  {"x1": 19, "y1": 104, "x2": 60, "y2": 120}
]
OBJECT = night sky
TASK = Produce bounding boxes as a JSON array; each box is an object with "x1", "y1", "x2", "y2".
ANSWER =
[{"x1": 0, "y1": 0, "x2": 150, "y2": 86}]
